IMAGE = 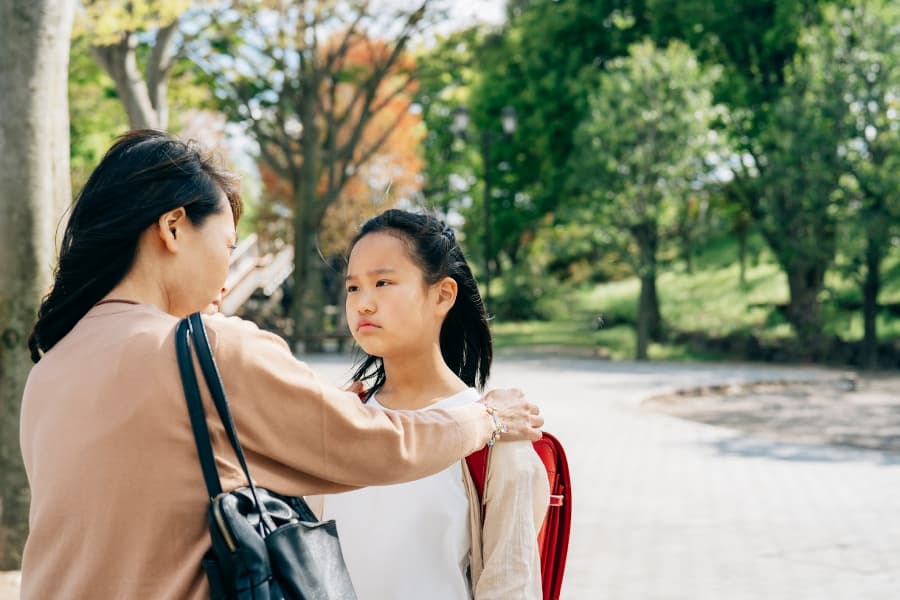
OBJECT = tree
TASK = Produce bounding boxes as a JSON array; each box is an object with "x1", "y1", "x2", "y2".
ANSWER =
[
  {"x1": 744, "y1": 8, "x2": 854, "y2": 354},
  {"x1": 205, "y1": 0, "x2": 430, "y2": 348},
  {"x1": 69, "y1": 35, "x2": 129, "y2": 191},
  {"x1": 465, "y1": 0, "x2": 649, "y2": 277},
  {"x1": 0, "y1": 0, "x2": 75, "y2": 568},
  {"x1": 414, "y1": 26, "x2": 483, "y2": 219},
  {"x1": 77, "y1": 0, "x2": 193, "y2": 129},
  {"x1": 824, "y1": 0, "x2": 900, "y2": 367},
  {"x1": 256, "y1": 85, "x2": 424, "y2": 300},
  {"x1": 644, "y1": 0, "x2": 848, "y2": 352},
  {"x1": 570, "y1": 40, "x2": 725, "y2": 359}
]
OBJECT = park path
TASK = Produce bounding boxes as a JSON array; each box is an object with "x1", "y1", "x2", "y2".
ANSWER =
[
  {"x1": 3, "y1": 357, "x2": 898, "y2": 599},
  {"x1": 309, "y1": 356, "x2": 900, "y2": 600}
]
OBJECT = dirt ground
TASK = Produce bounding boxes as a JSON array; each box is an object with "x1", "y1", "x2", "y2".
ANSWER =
[{"x1": 644, "y1": 373, "x2": 900, "y2": 453}]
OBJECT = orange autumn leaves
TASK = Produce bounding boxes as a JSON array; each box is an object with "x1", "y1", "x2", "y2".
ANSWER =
[{"x1": 259, "y1": 34, "x2": 424, "y2": 256}]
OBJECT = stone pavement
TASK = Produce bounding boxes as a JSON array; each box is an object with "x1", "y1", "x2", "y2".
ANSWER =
[
  {"x1": 310, "y1": 356, "x2": 900, "y2": 600},
  {"x1": 646, "y1": 376, "x2": 900, "y2": 453},
  {"x1": 3, "y1": 357, "x2": 898, "y2": 599}
]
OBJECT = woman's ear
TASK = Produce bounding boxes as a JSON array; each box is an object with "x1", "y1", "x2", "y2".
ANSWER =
[
  {"x1": 435, "y1": 276, "x2": 458, "y2": 316},
  {"x1": 156, "y1": 207, "x2": 187, "y2": 253}
]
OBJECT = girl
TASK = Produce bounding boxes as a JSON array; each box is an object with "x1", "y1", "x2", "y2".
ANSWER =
[{"x1": 323, "y1": 210, "x2": 550, "y2": 599}]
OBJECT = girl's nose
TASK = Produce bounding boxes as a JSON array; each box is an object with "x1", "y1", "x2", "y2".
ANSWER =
[{"x1": 356, "y1": 292, "x2": 375, "y2": 314}]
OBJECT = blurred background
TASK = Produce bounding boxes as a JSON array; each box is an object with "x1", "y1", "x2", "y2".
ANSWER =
[{"x1": 1, "y1": 0, "x2": 898, "y2": 585}]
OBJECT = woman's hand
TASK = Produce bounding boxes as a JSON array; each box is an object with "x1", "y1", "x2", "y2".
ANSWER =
[{"x1": 481, "y1": 388, "x2": 543, "y2": 442}]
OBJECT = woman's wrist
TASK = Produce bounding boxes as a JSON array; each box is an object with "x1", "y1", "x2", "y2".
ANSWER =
[{"x1": 479, "y1": 400, "x2": 508, "y2": 447}]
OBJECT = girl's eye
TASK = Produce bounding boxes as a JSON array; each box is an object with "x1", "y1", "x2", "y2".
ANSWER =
[
  {"x1": 347, "y1": 285, "x2": 359, "y2": 293},
  {"x1": 375, "y1": 280, "x2": 391, "y2": 287}
]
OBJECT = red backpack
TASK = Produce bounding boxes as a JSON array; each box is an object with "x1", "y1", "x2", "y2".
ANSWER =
[{"x1": 466, "y1": 432, "x2": 572, "y2": 600}]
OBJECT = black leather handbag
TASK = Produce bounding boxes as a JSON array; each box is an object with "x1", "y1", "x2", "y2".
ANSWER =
[{"x1": 175, "y1": 312, "x2": 358, "y2": 600}]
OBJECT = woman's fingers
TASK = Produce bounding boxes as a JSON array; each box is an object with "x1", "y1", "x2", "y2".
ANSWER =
[
  {"x1": 346, "y1": 381, "x2": 366, "y2": 395},
  {"x1": 482, "y1": 388, "x2": 543, "y2": 442}
]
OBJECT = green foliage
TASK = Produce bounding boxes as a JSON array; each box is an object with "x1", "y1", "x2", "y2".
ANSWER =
[
  {"x1": 737, "y1": 0, "x2": 898, "y2": 349},
  {"x1": 645, "y1": 0, "x2": 815, "y2": 119},
  {"x1": 567, "y1": 39, "x2": 725, "y2": 357},
  {"x1": 69, "y1": 37, "x2": 128, "y2": 192},
  {"x1": 417, "y1": 0, "x2": 651, "y2": 271},
  {"x1": 825, "y1": 1, "x2": 900, "y2": 278},
  {"x1": 494, "y1": 234, "x2": 900, "y2": 360},
  {"x1": 414, "y1": 27, "x2": 483, "y2": 217},
  {"x1": 491, "y1": 320, "x2": 639, "y2": 360},
  {"x1": 569, "y1": 40, "x2": 724, "y2": 241},
  {"x1": 75, "y1": 0, "x2": 190, "y2": 44},
  {"x1": 480, "y1": 0, "x2": 648, "y2": 214}
]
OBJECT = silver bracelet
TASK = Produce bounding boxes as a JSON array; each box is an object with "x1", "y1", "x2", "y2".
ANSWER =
[{"x1": 483, "y1": 404, "x2": 505, "y2": 447}]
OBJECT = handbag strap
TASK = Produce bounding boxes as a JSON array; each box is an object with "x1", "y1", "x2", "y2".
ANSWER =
[
  {"x1": 183, "y1": 313, "x2": 276, "y2": 533},
  {"x1": 176, "y1": 318, "x2": 223, "y2": 498}
]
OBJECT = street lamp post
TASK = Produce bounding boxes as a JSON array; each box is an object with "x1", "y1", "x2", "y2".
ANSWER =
[{"x1": 451, "y1": 105, "x2": 517, "y2": 310}]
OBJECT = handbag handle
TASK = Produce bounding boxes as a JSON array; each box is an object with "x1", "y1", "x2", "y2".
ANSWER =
[
  {"x1": 176, "y1": 318, "x2": 223, "y2": 498},
  {"x1": 176, "y1": 314, "x2": 275, "y2": 532}
]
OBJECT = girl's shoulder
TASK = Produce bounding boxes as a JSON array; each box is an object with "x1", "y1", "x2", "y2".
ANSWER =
[{"x1": 487, "y1": 440, "x2": 545, "y2": 479}]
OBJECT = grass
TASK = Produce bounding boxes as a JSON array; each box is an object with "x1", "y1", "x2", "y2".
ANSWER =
[
  {"x1": 490, "y1": 234, "x2": 900, "y2": 361},
  {"x1": 491, "y1": 321, "x2": 638, "y2": 360}
]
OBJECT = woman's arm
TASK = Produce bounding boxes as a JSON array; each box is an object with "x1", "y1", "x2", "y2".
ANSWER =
[
  {"x1": 474, "y1": 441, "x2": 550, "y2": 600},
  {"x1": 202, "y1": 315, "x2": 538, "y2": 495}
]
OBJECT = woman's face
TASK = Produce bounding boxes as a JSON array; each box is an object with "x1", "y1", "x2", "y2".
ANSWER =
[
  {"x1": 345, "y1": 231, "x2": 446, "y2": 358},
  {"x1": 167, "y1": 198, "x2": 236, "y2": 316}
]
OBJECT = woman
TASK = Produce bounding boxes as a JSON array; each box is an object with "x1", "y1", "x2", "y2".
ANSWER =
[
  {"x1": 19, "y1": 130, "x2": 542, "y2": 599},
  {"x1": 321, "y1": 210, "x2": 549, "y2": 599}
]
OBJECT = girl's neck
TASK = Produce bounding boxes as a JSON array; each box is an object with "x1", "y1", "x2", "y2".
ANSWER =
[{"x1": 377, "y1": 346, "x2": 469, "y2": 410}]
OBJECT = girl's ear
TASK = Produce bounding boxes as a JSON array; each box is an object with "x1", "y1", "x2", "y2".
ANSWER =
[
  {"x1": 435, "y1": 276, "x2": 458, "y2": 317},
  {"x1": 156, "y1": 207, "x2": 187, "y2": 253}
]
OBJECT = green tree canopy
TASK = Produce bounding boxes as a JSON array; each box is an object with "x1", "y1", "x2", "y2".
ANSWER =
[{"x1": 570, "y1": 39, "x2": 726, "y2": 359}]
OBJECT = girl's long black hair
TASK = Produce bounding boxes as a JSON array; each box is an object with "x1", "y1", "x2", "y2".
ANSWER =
[
  {"x1": 349, "y1": 209, "x2": 492, "y2": 392},
  {"x1": 28, "y1": 129, "x2": 241, "y2": 363}
]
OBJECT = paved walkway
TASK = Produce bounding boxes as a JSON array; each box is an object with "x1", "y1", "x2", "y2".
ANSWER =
[
  {"x1": 4, "y1": 357, "x2": 898, "y2": 599},
  {"x1": 310, "y1": 356, "x2": 900, "y2": 599}
]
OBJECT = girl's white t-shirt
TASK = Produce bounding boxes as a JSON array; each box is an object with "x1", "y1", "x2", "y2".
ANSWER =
[{"x1": 323, "y1": 387, "x2": 480, "y2": 600}]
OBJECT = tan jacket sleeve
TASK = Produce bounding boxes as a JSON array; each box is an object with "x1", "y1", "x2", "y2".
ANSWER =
[
  {"x1": 202, "y1": 315, "x2": 493, "y2": 496},
  {"x1": 474, "y1": 441, "x2": 550, "y2": 600}
]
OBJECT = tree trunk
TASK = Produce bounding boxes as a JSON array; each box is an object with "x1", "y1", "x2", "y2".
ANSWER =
[
  {"x1": 784, "y1": 263, "x2": 826, "y2": 357},
  {"x1": 736, "y1": 220, "x2": 748, "y2": 285},
  {"x1": 291, "y1": 89, "x2": 325, "y2": 353},
  {"x1": 633, "y1": 222, "x2": 662, "y2": 360},
  {"x1": 861, "y1": 231, "x2": 883, "y2": 370},
  {"x1": 145, "y1": 22, "x2": 178, "y2": 130},
  {"x1": 0, "y1": 0, "x2": 75, "y2": 568},
  {"x1": 92, "y1": 33, "x2": 163, "y2": 130},
  {"x1": 290, "y1": 193, "x2": 327, "y2": 354},
  {"x1": 682, "y1": 235, "x2": 693, "y2": 274}
]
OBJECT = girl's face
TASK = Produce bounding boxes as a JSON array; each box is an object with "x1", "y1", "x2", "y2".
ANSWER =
[{"x1": 345, "y1": 231, "x2": 455, "y2": 358}]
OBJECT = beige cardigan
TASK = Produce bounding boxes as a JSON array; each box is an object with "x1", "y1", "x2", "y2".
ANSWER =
[
  {"x1": 313, "y1": 440, "x2": 549, "y2": 599},
  {"x1": 19, "y1": 303, "x2": 494, "y2": 600},
  {"x1": 463, "y1": 442, "x2": 549, "y2": 600}
]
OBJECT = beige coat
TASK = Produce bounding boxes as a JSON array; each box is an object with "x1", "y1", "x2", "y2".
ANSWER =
[
  {"x1": 19, "y1": 303, "x2": 494, "y2": 600},
  {"x1": 463, "y1": 442, "x2": 549, "y2": 600},
  {"x1": 313, "y1": 441, "x2": 549, "y2": 599}
]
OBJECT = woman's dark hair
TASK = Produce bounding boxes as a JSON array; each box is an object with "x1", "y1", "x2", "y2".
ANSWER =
[
  {"x1": 28, "y1": 129, "x2": 241, "y2": 362},
  {"x1": 349, "y1": 209, "x2": 492, "y2": 392}
]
